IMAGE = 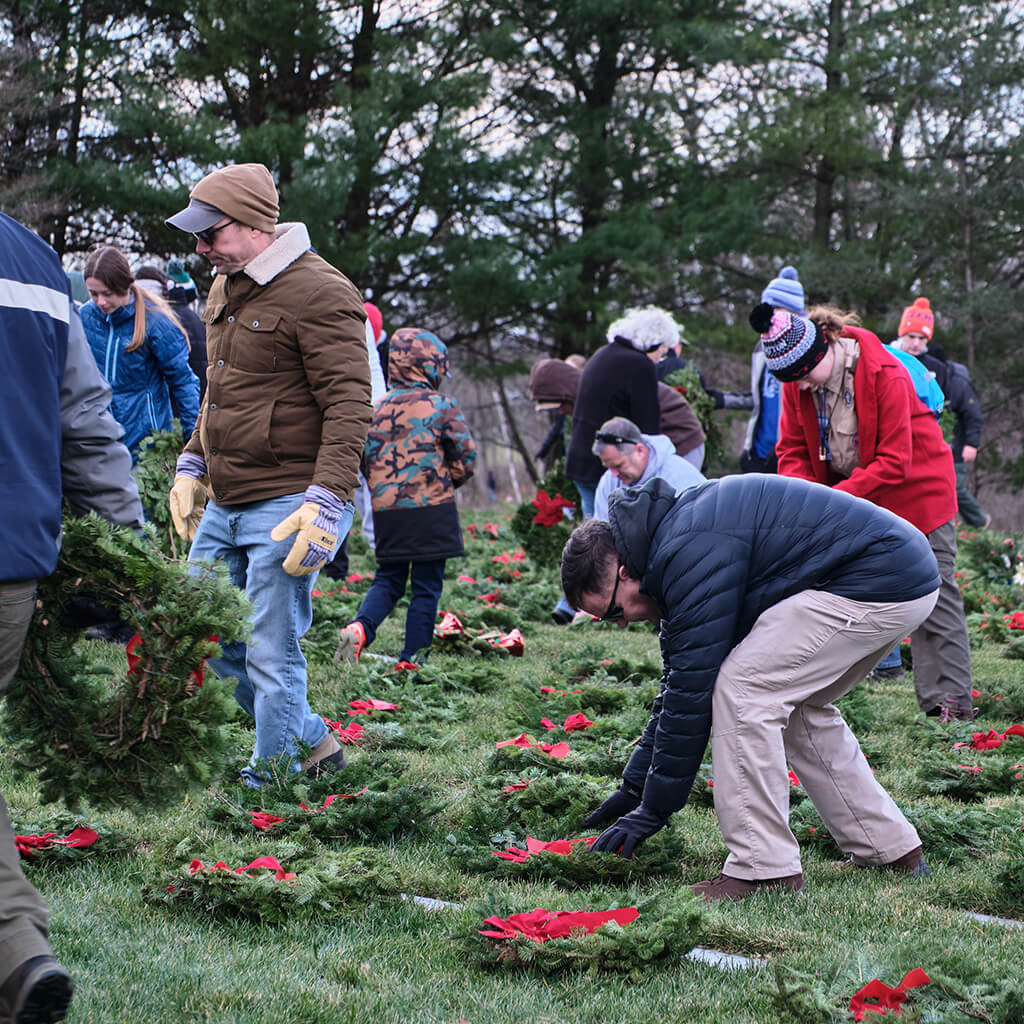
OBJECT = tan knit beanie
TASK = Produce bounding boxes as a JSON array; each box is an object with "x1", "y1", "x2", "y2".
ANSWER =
[{"x1": 190, "y1": 163, "x2": 279, "y2": 232}]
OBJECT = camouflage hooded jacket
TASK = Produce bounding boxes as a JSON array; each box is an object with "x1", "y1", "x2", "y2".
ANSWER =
[{"x1": 365, "y1": 327, "x2": 476, "y2": 561}]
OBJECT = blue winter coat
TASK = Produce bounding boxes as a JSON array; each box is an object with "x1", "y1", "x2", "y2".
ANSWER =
[
  {"x1": 611, "y1": 475, "x2": 940, "y2": 819},
  {"x1": 80, "y1": 298, "x2": 199, "y2": 457}
]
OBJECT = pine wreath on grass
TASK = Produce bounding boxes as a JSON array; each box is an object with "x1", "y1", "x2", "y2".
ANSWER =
[
  {"x1": 465, "y1": 892, "x2": 707, "y2": 975},
  {"x1": 4, "y1": 513, "x2": 250, "y2": 810},
  {"x1": 144, "y1": 846, "x2": 403, "y2": 923},
  {"x1": 209, "y1": 753, "x2": 444, "y2": 842}
]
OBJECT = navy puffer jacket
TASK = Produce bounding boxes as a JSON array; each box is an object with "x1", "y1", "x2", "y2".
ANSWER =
[{"x1": 611, "y1": 475, "x2": 939, "y2": 819}]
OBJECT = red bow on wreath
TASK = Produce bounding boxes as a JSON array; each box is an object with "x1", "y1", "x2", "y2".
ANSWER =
[{"x1": 531, "y1": 490, "x2": 577, "y2": 526}]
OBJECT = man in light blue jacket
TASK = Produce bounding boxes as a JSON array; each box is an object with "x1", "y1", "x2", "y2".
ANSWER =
[{"x1": 592, "y1": 417, "x2": 704, "y2": 522}]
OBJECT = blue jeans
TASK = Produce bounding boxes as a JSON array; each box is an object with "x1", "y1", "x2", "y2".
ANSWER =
[
  {"x1": 190, "y1": 493, "x2": 353, "y2": 785},
  {"x1": 875, "y1": 645, "x2": 902, "y2": 671},
  {"x1": 571, "y1": 479, "x2": 597, "y2": 519},
  {"x1": 355, "y1": 559, "x2": 446, "y2": 663}
]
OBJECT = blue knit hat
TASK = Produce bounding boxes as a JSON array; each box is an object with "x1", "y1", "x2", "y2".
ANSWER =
[{"x1": 760, "y1": 266, "x2": 805, "y2": 314}]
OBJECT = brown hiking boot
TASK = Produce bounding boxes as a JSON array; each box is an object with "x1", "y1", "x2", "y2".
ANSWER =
[
  {"x1": 691, "y1": 872, "x2": 804, "y2": 903},
  {"x1": 302, "y1": 732, "x2": 346, "y2": 779}
]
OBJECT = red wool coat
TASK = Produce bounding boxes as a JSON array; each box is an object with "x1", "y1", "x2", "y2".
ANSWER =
[{"x1": 776, "y1": 325, "x2": 956, "y2": 536}]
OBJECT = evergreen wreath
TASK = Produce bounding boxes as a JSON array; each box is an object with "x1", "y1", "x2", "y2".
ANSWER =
[
  {"x1": 465, "y1": 892, "x2": 706, "y2": 975},
  {"x1": 510, "y1": 462, "x2": 581, "y2": 565},
  {"x1": 4, "y1": 513, "x2": 250, "y2": 810}
]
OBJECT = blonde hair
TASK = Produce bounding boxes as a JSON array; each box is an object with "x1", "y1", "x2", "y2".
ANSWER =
[
  {"x1": 805, "y1": 304, "x2": 861, "y2": 345},
  {"x1": 84, "y1": 246, "x2": 186, "y2": 353}
]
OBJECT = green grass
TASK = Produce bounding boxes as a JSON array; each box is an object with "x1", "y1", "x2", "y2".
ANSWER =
[{"x1": 5, "y1": 506, "x2": 1024, "y2": 1023}]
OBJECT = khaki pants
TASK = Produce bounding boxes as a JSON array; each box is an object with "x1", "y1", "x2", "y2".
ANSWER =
[{"x1": 711, "y1": 587, "x2": 938, "y2": 880}]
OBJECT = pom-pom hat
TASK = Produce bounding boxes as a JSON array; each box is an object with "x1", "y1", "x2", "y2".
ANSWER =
[
  {"x1": 898, "y1": 297, "x2": 934, "y2": 340},
  {"x1": 760, "y1": 265, "x2": 805, "y2": 314},
  {"x1": 749, "y1": 302, "x2": 830, "y2": 383}
]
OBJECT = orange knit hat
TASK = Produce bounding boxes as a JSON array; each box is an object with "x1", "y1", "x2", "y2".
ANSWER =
[{"x1": 898, "y1": 297, "x2": 935, "y2": 340}]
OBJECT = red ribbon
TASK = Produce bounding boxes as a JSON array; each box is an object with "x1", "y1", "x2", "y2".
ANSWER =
[
  {"x1": 530, "y1": 490, "x2": 577, "y2": 527},
  {"x1": 479, "y1": 906, "x2": 638, "y2": 942},
  {"x1": 492, "y1": 836, "x2": 597, "y2": 862},
  {"x1": 188, "y1": 856, "x2": 296, "y2": 881},
  {"x1": 849, "y1": 969, "x2": 930, "y2": 1020},
  {"x1": 15, "y1": 826, "x2": 99, "y2": 857}
]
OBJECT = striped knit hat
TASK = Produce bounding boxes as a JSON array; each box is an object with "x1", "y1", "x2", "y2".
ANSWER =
[{"x1": 749, "y1": 302, "x2": 829, "y2": 383}]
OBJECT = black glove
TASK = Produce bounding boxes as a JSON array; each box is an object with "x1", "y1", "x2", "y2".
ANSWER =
[
  {"x1": 705, "y1": 387, "x2": 725, "y2": 409},
  {"x1": 590, "y1": 805, "x2": 667, "y2": 859},
  {"x1": 580, "y1": 782, "x2": 642, "y2": 829}
]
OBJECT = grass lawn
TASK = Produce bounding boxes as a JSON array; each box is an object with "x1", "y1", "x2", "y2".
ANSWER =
[{"x1": 5, "y1": 506, "x2": 1024, "y2": 1023}]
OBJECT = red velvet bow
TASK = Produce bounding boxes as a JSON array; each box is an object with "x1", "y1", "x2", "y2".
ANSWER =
[
  {"x1": 849, "y1": 969, "x2": 930, "y2": 1020},
  {"x1": 188, "y1": 856, "x2": 296, "y2": 881},
  {"x1": 479, "y1": 906, "x2": 638, "y2": 942},
  {"x1": 15, "y1": 826, "x2": 98, "y2": 857},
  {"x1": 492, "y1": 836, "x2": 597, "y2": 862},
  {"x1": 530, "y1": 490, "x2": 577, "y2": 527}
]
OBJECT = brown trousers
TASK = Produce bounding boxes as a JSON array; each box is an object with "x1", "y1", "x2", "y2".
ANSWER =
[
  {"x1": 711, "y1": 587, "x2": 938, "y2": 880},
  {"x1": 0, "y1": 580, "x2": 52, "y2": 998}
]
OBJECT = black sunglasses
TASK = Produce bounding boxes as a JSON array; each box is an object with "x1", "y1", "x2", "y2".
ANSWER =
[
  {"x1": 193, "y1": 218, "x2": 236, "y2": 245},
  {"x1": 594, "y1": 431, "x2": 639, "y2": 447},
  {"x1": 600, "y1": 569, "x2": 624, "y2": 621}
]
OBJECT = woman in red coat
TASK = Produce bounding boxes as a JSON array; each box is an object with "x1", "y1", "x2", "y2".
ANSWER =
[{"x1": 751, "y1": 302, "x2": 973, "y2": 720}]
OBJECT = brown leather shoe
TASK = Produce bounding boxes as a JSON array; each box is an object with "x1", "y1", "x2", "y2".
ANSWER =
[
  {"x1": 302, "y1": 732, "x2": 346, "y2": 779},
  {"x1": 691, "y1": 872, "x2": 804, "y2": 902},
  {"x1": 882, "y1": 845, "x2": 930, "y2": 876},
  {"x1": 927, "y1": 699, "x2": 977, "y2": 722}
]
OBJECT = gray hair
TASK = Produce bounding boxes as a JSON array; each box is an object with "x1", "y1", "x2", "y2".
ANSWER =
[{"x1": 592, "y1": 416, "x2": 644, "y2": 457}]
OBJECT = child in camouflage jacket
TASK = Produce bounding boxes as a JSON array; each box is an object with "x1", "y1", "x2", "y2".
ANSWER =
[{"x1": 335, "y1": 327, "x2": 476, "y2": 666}]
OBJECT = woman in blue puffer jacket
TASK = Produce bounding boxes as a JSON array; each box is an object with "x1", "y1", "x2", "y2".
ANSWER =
[{"x1": 80, "y1": 246, "x2": 199, "y2": 459}]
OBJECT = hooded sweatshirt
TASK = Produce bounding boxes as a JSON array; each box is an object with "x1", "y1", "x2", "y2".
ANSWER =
[
  {"x1": 593, "y1": 433, "x2": 704, "y2": 521},
  {"x1": 364, "y1": 327, "x2": 477, "y2": 561}
]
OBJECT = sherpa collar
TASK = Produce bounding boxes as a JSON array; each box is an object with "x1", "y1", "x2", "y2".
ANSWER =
[{"x1": 243, "y1": 222, "x2": 311, "y2": 286}]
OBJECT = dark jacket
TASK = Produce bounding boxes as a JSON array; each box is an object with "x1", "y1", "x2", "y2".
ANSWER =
[
  {"x1": 1, "y1": 214, "x2": 142, "y2": 583},
  {"x1": 612, "y1": 476, "x2": 940, "y2": 819},
  {"x1": 184, "y1": 223, "x2": 372, "y2": 504},
  {"x1": 365, "y1": 328, "x2": 476, "y2": 562},
  {"x1": 918, "y1": 346, "x2": 982, "y2": 460},
  {"x1": 565, "y1": 339, "x2": 659, "y2": 484},
  {"x1": 167, "y1": 288, "x2": 209, "y2": 404}
]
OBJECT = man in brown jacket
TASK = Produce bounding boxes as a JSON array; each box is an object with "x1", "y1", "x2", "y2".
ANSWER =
[{"x1": 165, "y1": 163, "x2": 372, "y2": 786}]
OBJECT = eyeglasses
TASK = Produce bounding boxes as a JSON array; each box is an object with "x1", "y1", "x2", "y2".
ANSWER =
[
  {"x1": 599, "y1": 569, "x2": 624, "y2": 621},
  {"x1": 193, "y1": 219, "x2": 236, "y2": 245}
]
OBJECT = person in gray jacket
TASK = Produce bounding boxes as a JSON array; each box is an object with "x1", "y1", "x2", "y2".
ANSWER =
[
  {"x1": 1, "y1": 212, "x2": 143, "y2": 1024},
  {"x1": 562, "y1": 475, "x2": 939, "y2": 903},
  {"x1": 591, "y1": 417, "x2": 704, "y2": 521}
]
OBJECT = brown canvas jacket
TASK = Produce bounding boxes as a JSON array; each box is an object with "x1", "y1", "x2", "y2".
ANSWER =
[{"x1": 185, "y1": 223, "x2": 372, "y2": 504}]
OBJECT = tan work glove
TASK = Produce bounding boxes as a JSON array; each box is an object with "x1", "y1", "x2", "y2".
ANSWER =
[
  {"x1": 270, "y1": 486, "x2": 344, "y2": 576},
  {"x1": 169, "y1": 455, "x2": 210, "y2": 540}
]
